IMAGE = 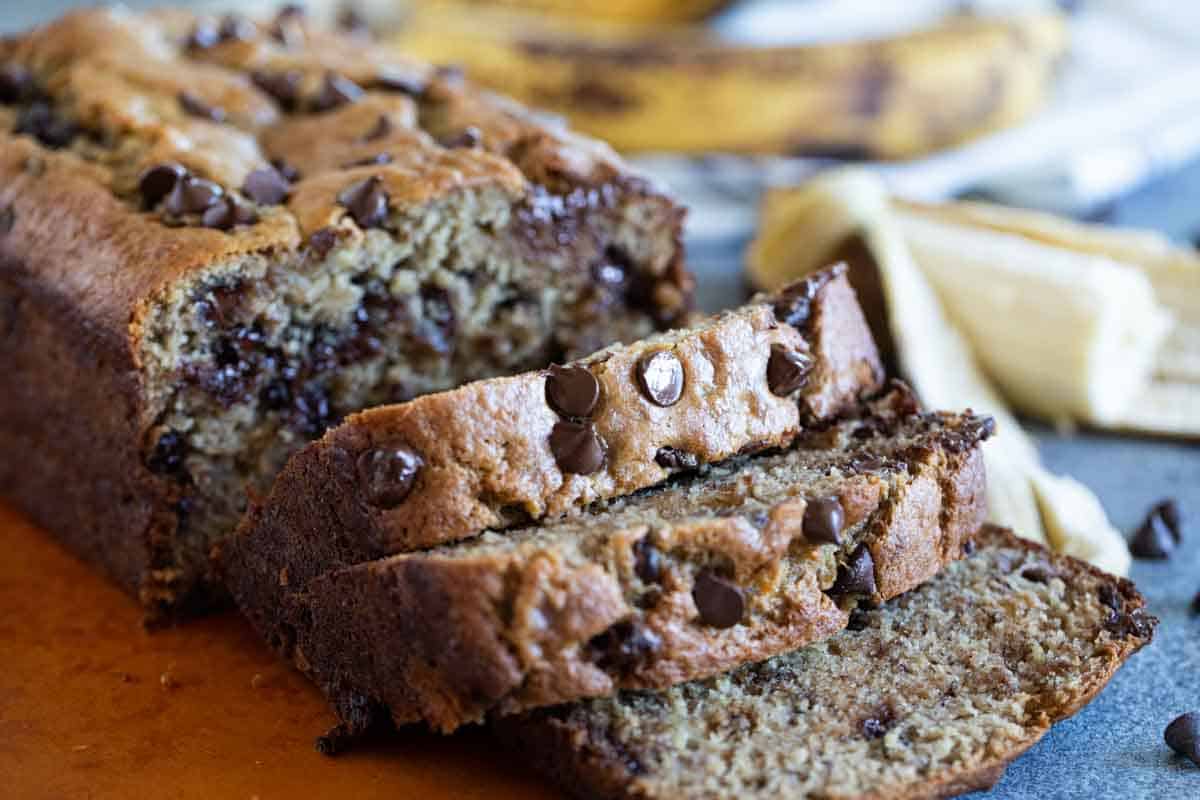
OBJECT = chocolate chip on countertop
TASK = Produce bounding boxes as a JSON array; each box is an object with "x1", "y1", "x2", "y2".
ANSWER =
[
  {"x1": 692, "y1": 570, "x2": 745, "y2": 629},
  {"x1": 308, "y1": 226, "x2": 339, "y2": 256},
  {"x1": 15, "y1": 102, "x2": 77, "y2": 149},
  {"x1": 803, "y1": 496, "x2": 844, "y2": 545},
  {"x1": 0, "y1": 63, "x2": 35, "y2": 104},
  {"x1": 243, "y1": 166, "x2": 291, "y2": 205},
  {"x1": 766, "y1": 343, "x2": 813, "y2": 396},
  {"x1": 357, "y1": 445, "x2": 422, "y2": 508},
  {"x1": 312, "y1": 72, "x2": 364, "y2": 112},
  {"x1": 201, "y1": 195, "x2": 258, "y2": 230},
  {"x1": 438, "y1": 126, "x2": 482, "y2": 149},
  {"x1": 655, "y1": 447, "x2": 699, "y2": 471},
  {"x1": 363, "y1": 114, "x2": 392, "y2": 142},
  {"x1": 549, "y1": 420, "x2": 606, "y2": 475},
  {"x1": 828, "y1": 544, "x2": 876, "y2": 599},
  {"x1": 251, "y1": 69, "x2": 303, "y2": 111},
  {"x1": 178, "y1": 91, "x2": 226, "y2": 123},
  {"x1": 1165, "y1": 712, "x2": 1200, "y2": 766},
  {"x1": 588, "y1": 620, "x2": 661, "y2": 672},
  {"x1": 1130, "y1": 500, "x2": 1180, "y2": 559},
  {"x1": 164, "y1": 175, "x2": 224, "y2": 216},
  {"x1": 633, "y1": 537, "x2": 662, "y2": 583},
  {"x1": 545, "y1": 364, "x2": 600, "y2": 419},
  {"x1": 337, "y1": 175, "x2": 389, "y2": 228},
  {"x1": 636, "y1": 350, "x2": 684, "y2": 407}
]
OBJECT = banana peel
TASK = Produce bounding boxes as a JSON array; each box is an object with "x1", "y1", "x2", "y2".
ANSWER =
[
  {"x1": 385, "y1": 5, "x2": 1067, "y2": 157},
  {"x1": 748, "y1": 168, "x2": 1134, "y2": 575}
]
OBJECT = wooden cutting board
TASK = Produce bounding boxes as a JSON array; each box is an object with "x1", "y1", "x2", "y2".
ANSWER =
[{"x1": 0, "y1": 502, "x2": 558, "y2": 799}]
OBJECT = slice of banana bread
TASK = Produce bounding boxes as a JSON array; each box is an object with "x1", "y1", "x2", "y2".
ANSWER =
[
  {"x1": 225, "y1": 265, "x2": 882, "y2": 671},
  {"x1": 235, "y1": 385, "x2": 988, "y2": 739},
  {"x1": 0, "y1": 7, "x2": 692, "y2": 618},
  {"x1": 502, "y1": 526, "x2": 1155, "y2": 800}
]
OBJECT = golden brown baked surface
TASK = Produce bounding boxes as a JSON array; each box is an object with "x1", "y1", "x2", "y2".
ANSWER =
[{"x1": 0, "y1": 6, "x2": 689, "y2": 618}]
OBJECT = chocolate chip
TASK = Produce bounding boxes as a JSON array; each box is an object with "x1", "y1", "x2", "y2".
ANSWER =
[
  {"x1": 201, "y1": 196, "x2": 258, "y2": 230},
  {"x1": 1165, "y1": 712, "x2": 1200, "y2": 766},
  {"x1": 185, "y1": 19, "x2": 220, "y2": 50},
  {"x1": 692, "y1": 570, "x2": 744, "y2": 629},
  {"x1": 251, "y1": 70, "x2": 302, "y2": 111},
  {"x1": 549, "y1": 419, "x2": 606, "y2": 475},
  {"x1": 218, "y1": 14, "x2": 256, "y2": 43},
  {"x1": 766, "y1": 344, "x2": 814, "y2": 397},
  {"x1": 861, "y1": 717, "x2": 889, "y2": 739},
  {"x1": 312, "y1": 72, "x2": 363, "y2": 112},
  {"x1": 846, "y1": 607, "x2": 870, "y2": 631},
  {"x1": 337, "y1": 175, "x2": 389, "y2": 228},
  {"x1": 0, "y1": 63, "x2": 34, "y2": 105},
  {"x1": 375, "y1": 70, "x2": 427, "y2": 97},
  {"x1": 588, "y1": 620, "x2": 661, "y2": 672},
  {"x1": 803, "y1": 496, "x2": 844, "y2": 545},
  {"x1": 773, "y1": 271, "x2": 833, "y2": 329},
  {"x1": 357, "y1": 445, "x2": 422, "y2": 508},
  {"x1": 261, "y1": 379, "x2": 291, "y2": 410},
  {"x1": 1019, "y1": 564, "x2": 1057, "y2": 584},
  {"x1": 147, "y1": 430, "x2": 188, "y2": 476},
  {"x1": 363, "y1": 115, "x2": 392, "y2": 142},
  {"x1": 655, "y1": 447, "x2": 698, "y2": 471},
  {"x1": 272, "y1": 158, "x2": 301, "y2": 183},
  {"x1": 15, "y1": 101, "x2": 77, "y2": 149},
  {"x1": 164, "y1": 175, "x2": 224, "y2": 216},
  {"x1": 0, "y1": 207, "x2": 13, "y2": 235},
  {"x1": 309, "y1": 227, "x2": 339, "y2": 256},
  {"x1": 178, "y1": 91, "x2": 226, "y2": 123},
  {"x1": 1130, "y1": 507, "x2": 1177, "y2": 560},
  {"x1": 1103, "y1": 606, "x2": 1154, "y2": 639},
  {"x1": 636, "y1": 350, "x2": 684, "y2": 407},
  {"x1": 1098, "y1": 583, "x2": 1122, "y2": 611},
  {"x1": 633, "y1": 537, "x2": 662, "y2": 583},
  {"x1": 438, "y1": 126, "x2": 482, "y2": 149},
  {"x1": 545, "y1": 364, "x2": 600, "y2": 419},
  {"x1": 962, "y1": 538, "x2": 977, "y2": 557},
  {"x1": 243, "y1": 166, "x2": 291, "y2": 205},
  {"x1": 414, "y1": 286, "x2": 455, "y2": 354},
  {"x1": 828, "y1": 545, "x2": 876, "y2": 599}
]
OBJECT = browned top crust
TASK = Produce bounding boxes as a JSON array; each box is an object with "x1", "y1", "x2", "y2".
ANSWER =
[
  {"x1": 0, "y1": 6, "x2": 686, "y2": 420},
  {"x1": 224, "y1": 267, "x2": 882, "y2": 626}
]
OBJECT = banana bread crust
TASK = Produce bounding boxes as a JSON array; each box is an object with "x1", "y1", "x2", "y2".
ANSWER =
[{"x1": 0, "y1": 7, "x2": 691, "y2": 617}]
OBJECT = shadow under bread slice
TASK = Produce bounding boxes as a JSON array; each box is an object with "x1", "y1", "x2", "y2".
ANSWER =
[
  {"x1": 501, "y1": 526, "x2": 1155, "y2": 800},
  {"x1": 285, "y1": 385, "x2": 991, "y2": 738},
  {"x1": 224, "y1": 264, "x2": 882, "y2": 657}
]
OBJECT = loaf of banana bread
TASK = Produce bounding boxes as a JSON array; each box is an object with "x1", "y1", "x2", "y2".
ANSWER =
[
  {"x1": 231, "y1": 383, "x2": 987, "y2": 741},
  {"x1": 502, "y1": 526, "x2": 1155, "y2": 799},
  {"x1": 0, "y1": 6, "x2": 691, "y2": 618}
]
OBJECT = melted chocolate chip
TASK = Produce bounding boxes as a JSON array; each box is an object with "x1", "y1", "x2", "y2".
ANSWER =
[
  {"x1": 312, "y1": 72, "x2": 364, "y2": 112},
  {"x1": 337, "y1": 175, "x2": 389, "y2": 228},
  {"x1": 633, "y1": 537, "x2": 662, "y2": 583},
  {"x1": 164, "y1": 175, "x2": 224, "y2": 216},
  {"x1": 828, "y1": 545, "x2": 876, "y2": 599},
  {"x1": 549, "y1": 420, "x2": 606, "y2": 475},
  {"x1": 201, "y1": 196, "x2": 259, "y2": 230},
  {"x1": 692, "y1": 570, "x2": 744, "y2": 629},
  {"x1": 15, "y1": 101, "x2": 77, "y2": 149},
  {"x1": 803, "y1": 496, "x2": 844, "y2": 545},
  {"x1": 375, "y1": 70, "x2": 427, "y2": 97},
  {"x1": 766, "y1": 344, "x2": 813, "y2": 396},
  {"x1": 357, "y1": 445, "x2": 422, "y2": 508},
  {"x1": 243, "y1": 166, "x2": 291, "y2": 205},
  {"x1": 636, "y1": 350, "x2": 684, "y2": 407},
  {"x1": 363, "y1": 114, "x2": 392, "y2": 142},
  {"x1": 655, "y1": 447, "x2": 698, "y2": 471},
  {"x1": 309, "y1": 227, "x2": 340, "y2": 257},
  {"x1": 178, "y1": 91, "x2": 226, "y2": 123},
  {"x1": 439, "y1": 126, "x2": 482, "y2": 149},
  {"x1": 0, "y1": 63, "x2": 35, "y2": 105},
  {"x1": 251, "y1": 69, "x2": 303, "y2": 111},
  {"x1": 1165, "y1": 713, "x2": 1200, "y2": 766},
  {"x1": 147, "y1": 430, "x2": 188, "y2": 476},
  {"x1": 545, "y1": 364, "x2": 600, "y2": 419},
  {"x1": 588, "y1": 620, "x2": 661, "y2": 672}
]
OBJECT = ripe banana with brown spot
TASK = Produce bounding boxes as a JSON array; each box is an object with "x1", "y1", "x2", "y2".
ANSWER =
[{"x1": 385, "y1": 6, "x2": 1067, "y2": 157}]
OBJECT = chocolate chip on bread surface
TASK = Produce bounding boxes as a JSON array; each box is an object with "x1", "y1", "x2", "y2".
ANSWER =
[
  {"x1": 225, "y1": 266, "x2": 883, "y2": 666},
  {"x1": 230, "y1": 384, "x2": 987, "y2": 735},
  {"x1": 502, "y1": 526, "x2": 1155, "y2": 799},
  {"x1": 0, "y1": 7, "x2": 692, "y2": 618}
]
